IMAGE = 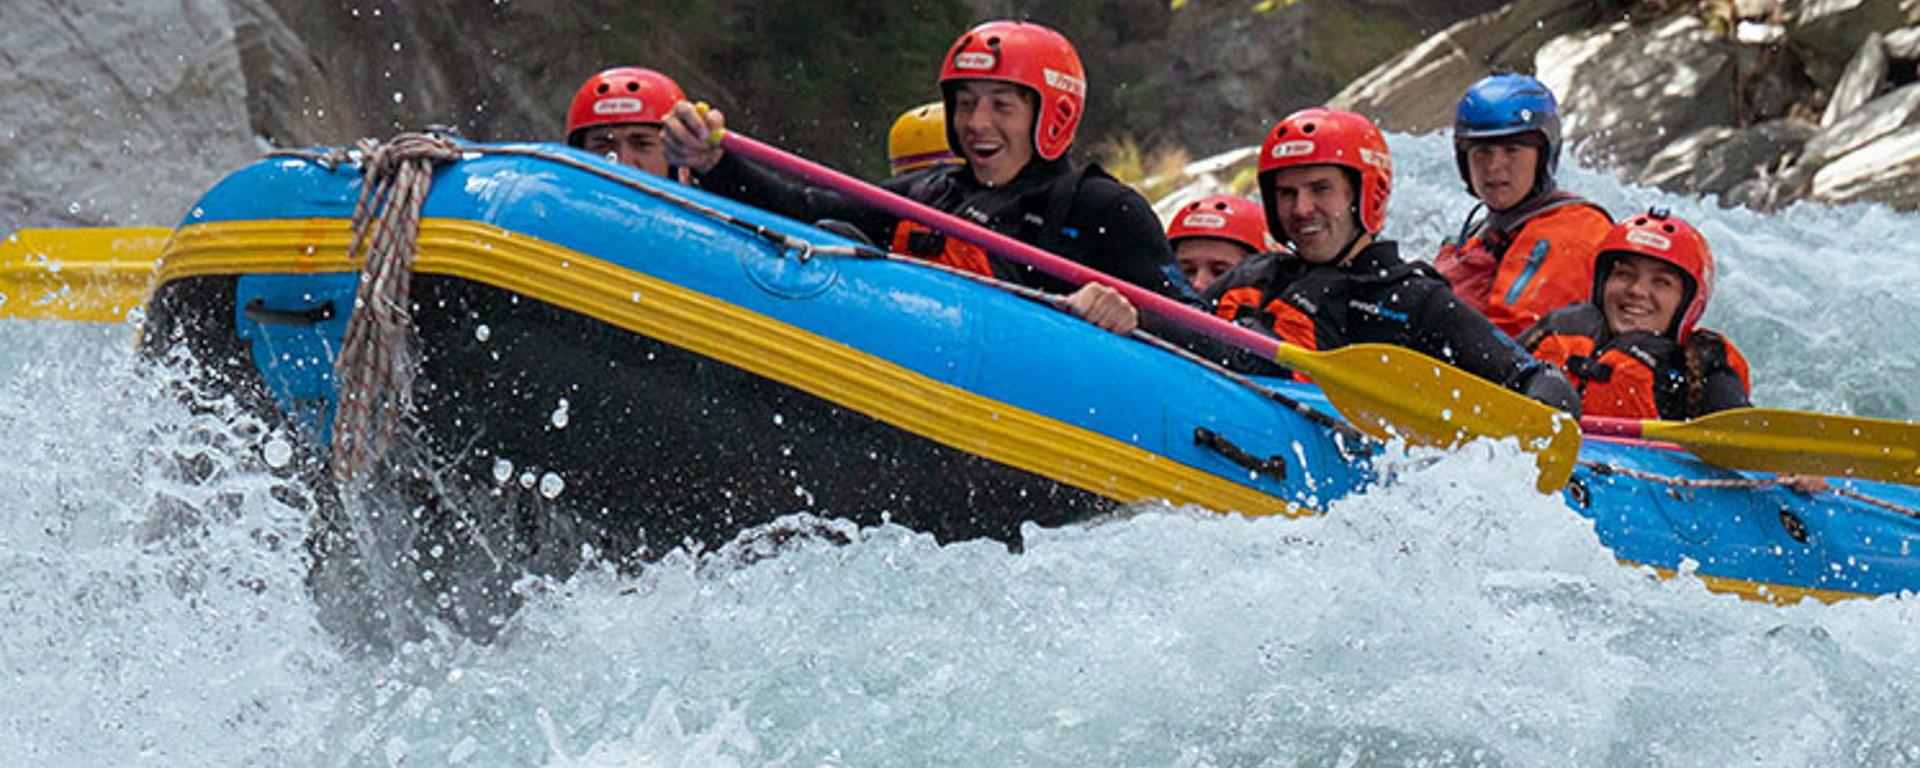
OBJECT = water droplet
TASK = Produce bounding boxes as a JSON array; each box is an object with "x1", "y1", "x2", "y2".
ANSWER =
[
  {"x1": 771, "y1": 413, "x2": 784, "y2": 426},
  {"x1": 391, "y1": 41, "x2": 402, "y2": 52},
  {"x1": 493, "y1": 458, "x2": 513, "y2": 483},
  {"x1": 474, "y1": 323, "x2": 491, "y2": 342},
  {"x1": 262, "y1": 436, "x2": 294, "y2": 468},
  {"x1": 539, "y1": 472, "x2": 565, "y2": 499},
  {"x1": 550, "y1": 400, "x2": 570, "y2": 429},
  {"x1": 66, "y1": 201, "x2": 81, "y2": 215},
  {"x1": 629, "y1": 291, "x2": 642, "y2": 302},
  {"x1": 518, "y1": 471, "x2": 536, "y2": 489}
]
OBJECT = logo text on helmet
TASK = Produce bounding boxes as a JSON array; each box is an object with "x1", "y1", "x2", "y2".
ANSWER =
[
  {"x1": 593, "y1": 98, "x2": 644, "y2": 116},
  {"x1": 1181, "y1": 212, "x2": 1227, "y2": 229},
  {"x1": 1042, "y1": 68, "x2": 1085, "y2": 98},
  {"x1": 1625, "y1": 229, "x2": 1672, "y2": 252},
  {"x1": 1270, "y1": 140, "x2": 1314, "y2": 159},
  {"x1": 1358, "y1": 147, "x2": 1391, "y2": 172},
  {"x1": 954, "y1": 52, "x2": 997, "y2": 71}
]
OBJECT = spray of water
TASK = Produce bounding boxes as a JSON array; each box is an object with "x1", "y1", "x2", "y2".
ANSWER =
[{"x1": 2, "y1": 133, "x2": 1916, "y2": 766}]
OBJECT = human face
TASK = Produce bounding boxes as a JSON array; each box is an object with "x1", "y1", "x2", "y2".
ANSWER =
[
  {"x1": 1267, "y1": 165, "x2": 1364, "y2": 265},
  {"x1": 949, "y1": 80, "x2": 1037, "y2": 187},
  {"x1": 1601, "y1": 254, "x2": 1687, "y2": 336},
  {"x1": 1175, "y1": 238, "x2": 1250, "y2": 292},
  {"x1": 579, "y1": 123, "x2": 669, "y2": 177},
  {"x1": 1464, "y1": 140, "x2": 1540, "y2": 211}
]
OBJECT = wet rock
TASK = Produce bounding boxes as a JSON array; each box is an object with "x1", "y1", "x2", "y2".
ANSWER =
[
  {"x1": 1639, "y1": 118, "x2": 1820, "y2": 195},
  {"x1": 1822, "y1": 31, "x2": 1891, "y2": 124},
  {"x1": 1328, "y1": 0, "x2": 1607, "y2": 133},
  {"x1": 1538, "y1": 15, "x2": 1742, "y2": 172},
  {"x1": 1785, "y1": 0, "x2": 1920, "y2": 87},
  {"x1": 1886, "y1": 24, "x2": 1920, "y2": 56},
  {"x1": 227, "y1": 0, "x2": 362, "y2": 147},
  {"x1": 0, "y1": 0, "x2": 255, "y2": 232},
  {"x1": 1809, "y1": 122, "x2": 1920, "y2": 204},
  {"x1": 1803, "y1": 80, "x2": 1920, "y2": 163}
]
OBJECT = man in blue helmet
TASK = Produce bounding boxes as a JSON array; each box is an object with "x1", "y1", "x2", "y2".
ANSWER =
[{"x1": 1434, "y1": 72, "x2": 1613, "y2": 338}]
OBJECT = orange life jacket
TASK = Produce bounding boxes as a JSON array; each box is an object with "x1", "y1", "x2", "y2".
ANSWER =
[
  {"x1": 1523, "y1": 304, "x2": 1751, "y2": 420},
  {"x1": 1435, "y1": 195, "x2": 1612, "y2": 338},
  {"x1": 889, "y1": 220, "x2": 994, "y2": 276}
]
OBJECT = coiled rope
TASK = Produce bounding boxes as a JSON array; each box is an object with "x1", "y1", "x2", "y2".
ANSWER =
[{"x1": 319, "y1": 132, "x2": 463, "y2": 485}]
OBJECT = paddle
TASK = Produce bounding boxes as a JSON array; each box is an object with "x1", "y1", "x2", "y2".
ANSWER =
[
  {"x1": 1583, "y1": 410, "x2": 1920, "y2": 486},
  {"x1": 1, "y1": 227, "x2": 170, "y2": 322},
  {"x1": 714, "y1": 129, "x2": 1582, "y2": 492}
]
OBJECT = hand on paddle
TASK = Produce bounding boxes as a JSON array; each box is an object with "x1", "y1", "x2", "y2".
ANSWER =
[
  {"x1": 1062, "y1": 283, "x2": 1139, "y2": 335},
  {"x1": 663, "y1": 101, "x2": 727, "y2": 174}
]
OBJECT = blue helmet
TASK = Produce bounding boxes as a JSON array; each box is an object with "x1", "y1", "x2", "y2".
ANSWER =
[{"x1": 1452, "y1": 72, "x2": 1562, "y2": 193}]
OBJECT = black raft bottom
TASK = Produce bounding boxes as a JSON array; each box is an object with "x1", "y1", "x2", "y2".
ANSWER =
[{"x1": 143, "y1": 273, "x2": 1115, "y2": 620}]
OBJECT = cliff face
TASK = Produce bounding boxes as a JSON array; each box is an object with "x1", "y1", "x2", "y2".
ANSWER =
[
  {"x1": 0, "y1": 0, "x2": 256, "y2": 231},
  {"x1": 1334, "y1": 0, "x2": 1920, "y2": 210},
  {"x1": 3, "y1": 0, "x2": 1910, "y2": 235}
]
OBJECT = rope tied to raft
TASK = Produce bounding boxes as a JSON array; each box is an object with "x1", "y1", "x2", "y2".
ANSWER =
[
  {"x1": 328, "y1": 131, "x2": 463, "y2": 486},
  {"x1": 1577, "y1": 459, "x2": 1918, "y2": 519}
]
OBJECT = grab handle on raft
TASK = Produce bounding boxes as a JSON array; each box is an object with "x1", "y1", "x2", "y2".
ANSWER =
[
  {"x1": 714, "y1": 128, "x2": 1582, "y2": 493},
  {"x1": 1194, "y1": 427, "x2": 1288, "y2": 481},
  {"x1": 243, "y1": 298, "x2": 337, "y2": 327}
]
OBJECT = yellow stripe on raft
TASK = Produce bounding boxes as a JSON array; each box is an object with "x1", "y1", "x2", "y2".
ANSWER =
[
  {"x1": 1631, "y1": 561, "x2": 1868, "y2": 605},
  {"x1": 158, "y1": 217, "x2": 1309, "y2": 519}
]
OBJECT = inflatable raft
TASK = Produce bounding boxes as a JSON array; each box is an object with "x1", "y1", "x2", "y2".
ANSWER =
[{"x1": 135, "y1": 138, "x2": 1920, "y2": 605}]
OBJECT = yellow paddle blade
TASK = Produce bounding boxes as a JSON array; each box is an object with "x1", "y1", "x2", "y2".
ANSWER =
[
  {"x1": 0, "y1": 227, "x2": 170, "y2": 322},
  {"x1": 1640, "y1": 408, "x2": 1920, "y2": 486},
  {"x1": 1276, "y1": 343, "x2": 1582, "y2": 493}
]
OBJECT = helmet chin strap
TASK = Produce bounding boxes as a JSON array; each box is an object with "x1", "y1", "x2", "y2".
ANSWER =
[{"x1": 1333, "y1": 209, "x2": 1368, "y2": 266}]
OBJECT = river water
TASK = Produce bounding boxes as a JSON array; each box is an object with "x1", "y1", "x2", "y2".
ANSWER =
[{"x1": 3, "y1": 132, "x2": 1917, "y2": 766}]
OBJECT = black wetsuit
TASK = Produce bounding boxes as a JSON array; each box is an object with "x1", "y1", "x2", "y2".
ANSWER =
[
  {"x1": 1202, "y1": 240, "x2": 1578, "y2": 410},
  {"x1": 693, "y1": 153, "x2": 1196, "y2": 302}
]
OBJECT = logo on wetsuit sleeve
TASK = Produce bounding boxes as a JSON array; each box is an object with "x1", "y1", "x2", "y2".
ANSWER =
[
  {"x1": 593, "y1": 98, "x2": 644, "y2": 116},
  {"x1": 1347, "y1": 299, "x2": 1409, "y2": 324}
]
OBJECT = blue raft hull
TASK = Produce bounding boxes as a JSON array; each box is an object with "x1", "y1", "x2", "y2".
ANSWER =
[{"x1": 139, "y1": 141, "x2": 1920, "y2": 604}]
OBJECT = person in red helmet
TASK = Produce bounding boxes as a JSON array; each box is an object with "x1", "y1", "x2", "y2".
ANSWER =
[
  {"x1": 565, "y1": 67, "x2": 686, "y2": 177},
  {"x1": 1517, "y1": 208, "x2": 1750, "y2": 420},
  {"x1": 1167, "y1": 194, "x2": 1271, "y2": 292},
  {"x1": 659, "y1": 19, "x2": 1193, "y2": 335},
  {"x1": 1200, "y1": 108, "x2": 1577, "y2": 411},
  {"x1": 1433, "y1": 73, "x2": 1613, "y2": 338}
]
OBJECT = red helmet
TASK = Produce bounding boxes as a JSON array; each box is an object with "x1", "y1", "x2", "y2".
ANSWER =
[
  {"x1": 1592, "y1": 207, "x2": 1715, "y2": 340},
  {"x1": 1167, "y1": 194, "x2": 1272, "y2": 254},
  {"x1": 565, "y1": 67, "x2": 686, "y2": 143},
  {"x1": 1257, "y1": 108, "x2": 1393, "y2": 242},
  {"x1": 938, "y1": 20, "x2": 1086, "y2": 161}
]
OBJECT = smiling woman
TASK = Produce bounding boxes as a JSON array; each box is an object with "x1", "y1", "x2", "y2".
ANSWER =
[{"x1": 1518, "y1": 209, "x2": 1753, "y2": 421}]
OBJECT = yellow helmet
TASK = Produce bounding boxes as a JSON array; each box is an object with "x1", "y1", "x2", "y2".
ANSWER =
[{"x1": 888, "y1": 101, "x2": 962, "y2": 176}]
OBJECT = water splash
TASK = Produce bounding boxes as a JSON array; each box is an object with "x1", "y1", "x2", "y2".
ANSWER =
[{"x1": 2, "y1": 132, "x2": 1917, "y2": 766}]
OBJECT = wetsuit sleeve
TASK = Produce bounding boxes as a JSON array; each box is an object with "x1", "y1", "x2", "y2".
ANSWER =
[
  {"x1": 692, "y1": 153, "x2": 903, "y2": 246},
  {"x1": 1069, "y1": 178, "x2": 1198, "y2": 302},
  {"x1": 1690, "y1": 333, "x2": 1752, "y2": 414},
  {"x1": 1699, "y1": 370, "x2": 1751, "y2": 414},
  {"x1": 1408, "y1": 282, "x2": 1568, "y2": 402}
]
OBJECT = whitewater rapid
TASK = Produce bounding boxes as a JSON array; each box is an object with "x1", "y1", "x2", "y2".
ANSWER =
[{"x1": 3, "y1": 132, "x2": 1917, "y2": 766}]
